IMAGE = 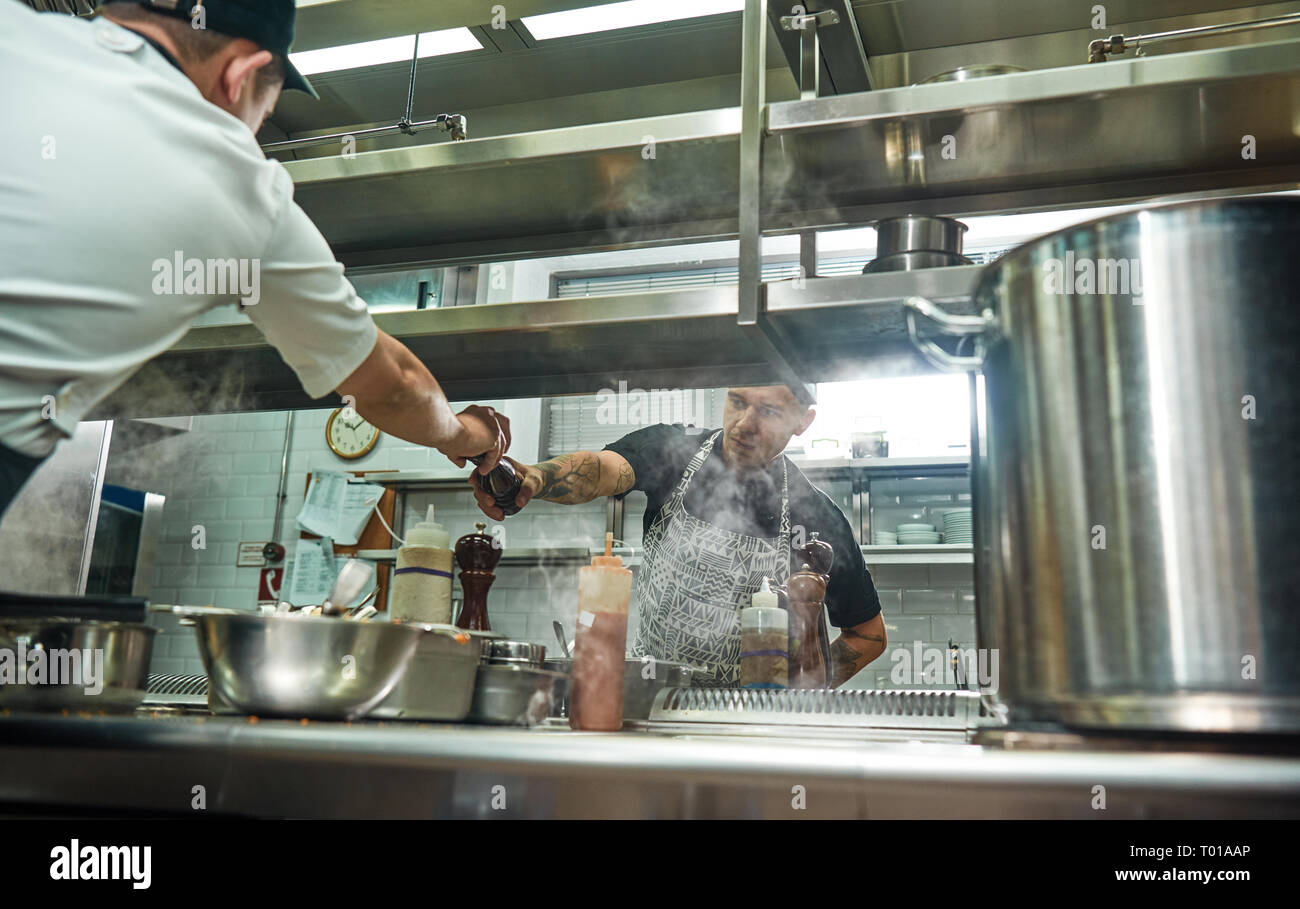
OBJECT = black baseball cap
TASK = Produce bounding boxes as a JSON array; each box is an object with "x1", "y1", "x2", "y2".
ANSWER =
[{"x1": 122, "y1": 0, "x2": 318, "y2": 98}]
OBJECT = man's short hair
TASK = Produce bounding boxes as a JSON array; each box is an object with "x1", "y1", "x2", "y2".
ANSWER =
[{"x1": 101, "y1": 2, "x2": 285, "y2": 94}]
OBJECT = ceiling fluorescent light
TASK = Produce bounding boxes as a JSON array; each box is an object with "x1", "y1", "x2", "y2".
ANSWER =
[
  {"x1": 523, "y1": 0, "x2": 745, "y2": 41},
  {"x1": 289, "y1": 28, "x2": 482, "y2": 76}
]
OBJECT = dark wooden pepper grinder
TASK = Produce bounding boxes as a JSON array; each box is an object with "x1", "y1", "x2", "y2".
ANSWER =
[
  {"x1": 454, "y1": 521, "x2": 501, "y2": 631},
  {"x1": 786, "y1": 532, "x2": 835, "y2": 688}
]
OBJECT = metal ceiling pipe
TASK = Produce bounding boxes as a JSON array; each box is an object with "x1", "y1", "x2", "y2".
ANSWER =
[
  {"x1": 261, "y1": 31, "x2": 466, "y2": 155},
  {"x1": 1089, "y1": 10, "x2": 1300, "y2": 61},
  {"x1": 260, "y1": 115, "x2": 467, "y2": 154}
]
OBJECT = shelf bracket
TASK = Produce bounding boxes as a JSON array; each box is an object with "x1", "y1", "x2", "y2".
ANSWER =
[
  {"x1": 769, "y1": 1, "x2": 872, "y2": 96},
  {"x1": 780, "y1": 7, "x2": 840, "y2": 100},
  {"x1": 738, "y1": 0, "x2": 815, "y2": 406}
]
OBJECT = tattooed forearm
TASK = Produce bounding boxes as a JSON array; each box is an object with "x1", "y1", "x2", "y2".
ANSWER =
[
  {"x1": 826, "y1": 623, "x2": 887, "y2": 688},
  {"x1": 614, "y1": 459, "x2": 635, "y2": 496},
  {"x1": 828, "y1": 637, "x2": 865, "y2": 689},
  {"x1": 530, "y1": 451, "x2": 636, "y2": 504},
  {"x1": 841, "y1": 627, "x2": 886, "y2": 644},
  {"x1": 533, "y1": 453, "x2": 604, "y2": 504}
]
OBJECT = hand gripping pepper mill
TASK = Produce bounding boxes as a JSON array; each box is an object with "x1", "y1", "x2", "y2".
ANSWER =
[
  {"x1": 468, "y1": 454, "x2": 524, "y2": 516},
  {"x1": 454, "y1": 522, "x2": 501, "y2": 631}
]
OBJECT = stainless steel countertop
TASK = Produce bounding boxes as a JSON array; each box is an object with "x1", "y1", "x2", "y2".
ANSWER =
[{"x1": 1, "y1": 711, "x2": 1297, "y2": 818}]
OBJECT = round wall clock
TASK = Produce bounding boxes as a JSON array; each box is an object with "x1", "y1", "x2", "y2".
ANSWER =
[{"x1": 325, "y1": 407, "x2": 380, "y2": 460}]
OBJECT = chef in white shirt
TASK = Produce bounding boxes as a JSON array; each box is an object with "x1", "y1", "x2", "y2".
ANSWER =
[{"x1": 0, "y1": 0, "x2": 509, "y2": 513}]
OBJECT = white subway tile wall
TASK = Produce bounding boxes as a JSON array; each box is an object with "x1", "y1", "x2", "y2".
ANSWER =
[{"x1": 832, "y1": 564, "x2": 979, "y2": 691}]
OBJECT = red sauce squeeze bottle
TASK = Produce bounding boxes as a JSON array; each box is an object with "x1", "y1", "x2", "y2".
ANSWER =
[{"x1": 569, "y1": 533, "x2": 633, "y2": 731}]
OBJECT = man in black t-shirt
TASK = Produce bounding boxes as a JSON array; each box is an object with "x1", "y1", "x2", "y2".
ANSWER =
[{"x1": 470, "y1": 386, "x2": 887, "y2": 687}]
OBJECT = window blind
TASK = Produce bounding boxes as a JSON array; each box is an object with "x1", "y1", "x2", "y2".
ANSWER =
[
  {"x1": 544, "y1": 388, "x2": 727, "y2": 458},
  {"x1": 554, "y1": 249, "x2": 1011, "y2": 297}
]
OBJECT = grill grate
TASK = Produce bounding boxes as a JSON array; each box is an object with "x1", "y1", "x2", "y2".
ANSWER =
[
  {"x1": 649, "y1": 688, "x2": 989, "y2": 729},
  {"x1": 144, "y1": 673, "x2": 209, "y2": 704}
]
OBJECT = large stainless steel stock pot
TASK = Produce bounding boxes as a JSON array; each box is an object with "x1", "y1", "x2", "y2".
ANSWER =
[{"x1": 905, "y1": 197, "x2": 1300, "y2": 733}]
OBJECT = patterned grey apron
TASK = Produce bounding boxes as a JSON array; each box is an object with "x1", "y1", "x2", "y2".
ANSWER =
[{"x1": 631, "y1": 430, "x2": 791, "y2": 687}]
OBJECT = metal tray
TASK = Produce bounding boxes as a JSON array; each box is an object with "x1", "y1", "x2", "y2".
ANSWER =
[{"x1": 371, "y1": 625, "x2": 495, "y2": 721}]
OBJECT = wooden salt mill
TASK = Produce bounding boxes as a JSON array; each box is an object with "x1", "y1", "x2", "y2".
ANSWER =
[
  {"x1": 786, "y1": 532, "x2": 834, "y2": 688},
  {"x1": 454, "y1": 521, "x2": 501, "y2": 631}
]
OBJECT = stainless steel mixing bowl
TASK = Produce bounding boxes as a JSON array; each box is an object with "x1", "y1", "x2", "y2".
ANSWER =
[{"x1": 182, "y1": 609, "x2": 424, "y2": 720}]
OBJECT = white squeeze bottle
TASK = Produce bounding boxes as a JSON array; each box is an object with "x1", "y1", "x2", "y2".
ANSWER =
[
  {"x1": 740, "y1": 578, "x2": 789, "y2": 689},
  {"x1": 390, "y1": 505, "x2": 453, "y2": 624}
]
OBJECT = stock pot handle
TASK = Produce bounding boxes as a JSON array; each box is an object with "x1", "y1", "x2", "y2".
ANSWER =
[{"x1": 903, "y1": 296, "x2": 992, "y2": 372}]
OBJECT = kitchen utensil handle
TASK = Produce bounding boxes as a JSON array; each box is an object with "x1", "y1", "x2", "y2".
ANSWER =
[
  {"x1": 903, "y1": 296, "x2": 990, "y2": 372},
  {"x1": 171, "y1": 604, "x2": 241, "y2": 626}
]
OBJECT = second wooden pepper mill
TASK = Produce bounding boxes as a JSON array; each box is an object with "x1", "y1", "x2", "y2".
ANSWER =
[
  {"x1": 454, "y1": 521, "x2": 501, "y2": 631},
  {"x1": 785, "y1": 531, "x2": 835, "y2": 688},
  {"x1": 785, "y1": 564, "x2": 829, "y2": 688}
]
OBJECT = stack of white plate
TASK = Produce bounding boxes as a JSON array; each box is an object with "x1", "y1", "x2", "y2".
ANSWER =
[
  {"x1": 941, "y1": 509, "x2": 973, "y2": 544},
  {"x1": 871, "y1": 530, "x2": 898, "y2": 545},
  {"x1": 896, "y1": 523, "x2": 940, "y2": 544}
]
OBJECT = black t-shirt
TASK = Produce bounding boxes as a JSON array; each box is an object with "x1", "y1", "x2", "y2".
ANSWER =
[{"x1": 605, "y1": 423, "x2": 882, "y2": 629}]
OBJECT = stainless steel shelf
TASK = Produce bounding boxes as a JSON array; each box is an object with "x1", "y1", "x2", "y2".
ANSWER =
[
  {"x1": 89, "y1": 37, "x2": 1300, "y2": 419},
  {"x1": 795, "y1": 455, "x2": 970, "y2": 474},
  {"x1": 283, "y1": 38, "x2": 1300, "y2": 270},
  {"x1": 861, "y1": 544, "x2": 973, "y2": 565},
  {"x1": 762, "y1": 36, "x2": 1300, "y2": 229},
  {"x1": 92, "y1": 268, "x2": 980, "y2": 418}
]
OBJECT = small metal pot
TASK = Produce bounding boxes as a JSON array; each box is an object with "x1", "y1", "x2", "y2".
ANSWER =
[
  {"x1": 865, "y1": 215, "x2": 970, "y2": 274},
  {"x1": 482, "y1": 639, "x2": 547, "y2": 667},
  {"x1": 467, "y1": 663, "x2": 567, "y2": 726},
  {"x1": 0, "y1": 617, "x2": 156, "y2": 713},
  {"x1": 874, "y1": 215, "x2": 968, "y2": 258},
  {"x1": 919, "y1": 64, "x2": 1026, "y2": 84},
  {"x1": 543, "y1": 657, "x2": 695, "y2": 720}
]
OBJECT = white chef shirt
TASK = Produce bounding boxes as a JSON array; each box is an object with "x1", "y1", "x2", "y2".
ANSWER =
[{"x1": 0, "y1": 5, "x2": 378, "y2": 457}]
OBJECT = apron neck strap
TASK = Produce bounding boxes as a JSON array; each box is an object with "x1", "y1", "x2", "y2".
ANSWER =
[{"x1": 665, "y1": 429, "x2": 720, "y2": 509}]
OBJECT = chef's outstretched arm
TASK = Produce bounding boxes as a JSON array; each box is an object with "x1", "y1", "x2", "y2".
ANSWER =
[
  {"x1": 336, "y1": 328, "x2": 510, "y2": 473},
  {"x1": 827, "y1": 614, "x2": 887, "y2": 688},
  {"x1": 470, "y1": 450, "x2": 635, "y2": 520}
]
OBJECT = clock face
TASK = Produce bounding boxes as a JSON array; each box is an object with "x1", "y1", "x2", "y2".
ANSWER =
[{"x1": 326, "y1": 407, "x2": 380, "y2": 460}]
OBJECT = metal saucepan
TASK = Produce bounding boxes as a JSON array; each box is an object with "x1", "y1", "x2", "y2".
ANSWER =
[
  {"x1": 918, "y1": 64, "x2": 1026, "y2": 84},
  {"x1": 482, "y1": 639, "x2": 547, "y2": 666},
  {"x1": 865, "y1": 215, "x2": 972, "y2": 274},
  {"x1": 0, "y1": 616, "x2": 156, "y2": 713},
  {"x1": 467, "y1": 663, "x2": 568, "y2": 726},
  {"x1": 0, "y1": 591, "x2": 156, "y2": 713},
  {"x1": 177, "y1": 607, "x2": 424, "y2": 720}
]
